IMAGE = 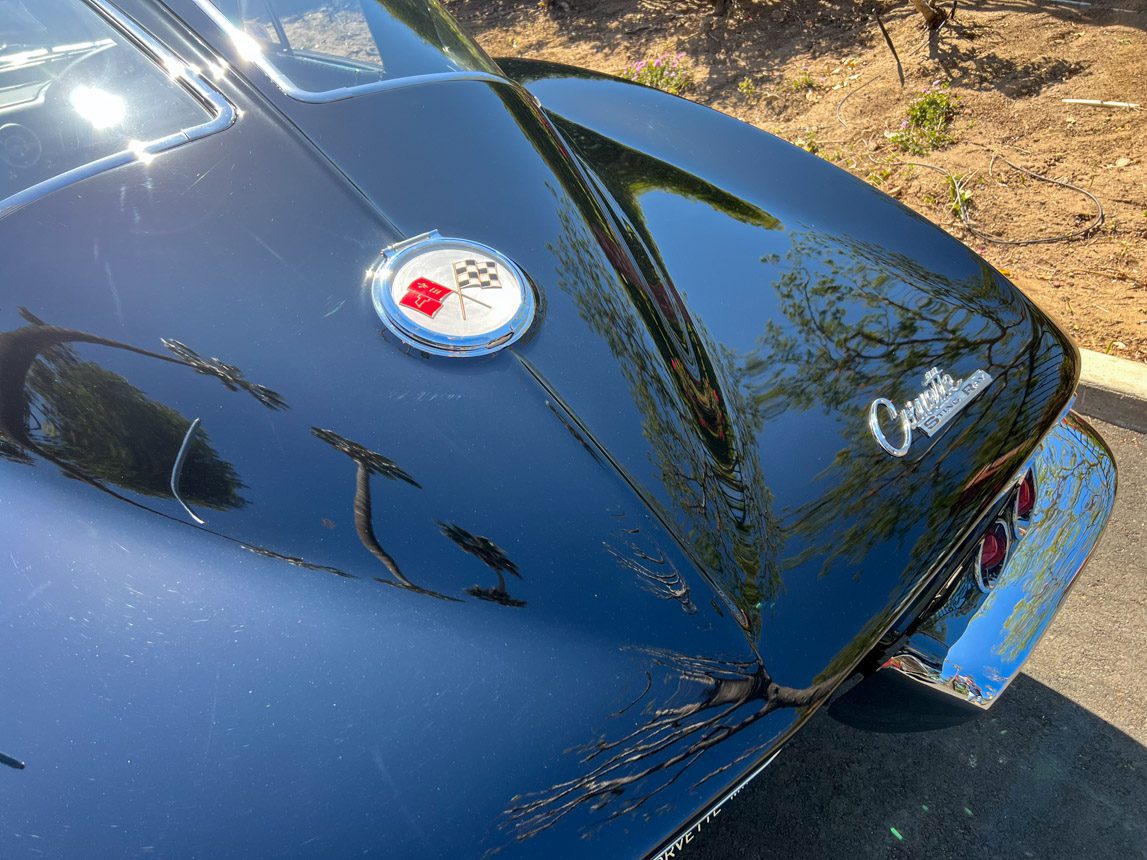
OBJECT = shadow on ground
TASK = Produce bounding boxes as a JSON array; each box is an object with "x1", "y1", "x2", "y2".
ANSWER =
[
  {"x1": 691, "y1": 673, "x2": 1147, "y2": 859},
  {"x1": 452, "y1": 0, "x2": 1147, "y2": 115}
]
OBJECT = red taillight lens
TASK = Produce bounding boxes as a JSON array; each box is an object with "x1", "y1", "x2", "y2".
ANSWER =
[
  {"x1": 1016, "y1": 471, "x2": 1036, "y2": 518},
  {"x1": 979, "y1": 521, "x2": 1009, "y2": 572}
]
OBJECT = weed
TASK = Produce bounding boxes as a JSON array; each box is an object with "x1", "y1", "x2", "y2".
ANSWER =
[
  {"x1": 793, "y1": 131, "x2": 819, "y2": 155},
  {"x1": 888, "y1": 82, "x2": 957, "y2": 154},
  {"x1": 738, "y1": 74, "x2": 780, "y2": 104},
  {"x1": 622, "y1": 53, "x2": 695, "y2": 95},
  {"x1": 867, "y1": 167, "x2": 894, "y2": 187},
  {"x1": 788, "y1": 67, "x2": 818, "y2": 92},
  {"x1": 948, "y1": 173, "x2": 973, "y2": 215}
]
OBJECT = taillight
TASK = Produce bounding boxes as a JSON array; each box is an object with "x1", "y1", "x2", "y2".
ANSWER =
[
  {"x1": 1016, "y1": 470, "x2": 1036, "y2": 519},
  {"x1": 972, "y1": 469, "x2": 1037, "y2": 593},
  {"x1": 975, "y1": 520, "x2": 1010, "y2": 591}
]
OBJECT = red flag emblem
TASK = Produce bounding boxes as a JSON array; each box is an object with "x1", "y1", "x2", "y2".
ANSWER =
[{"x1": 399, "y1": 277, "x2": 452, "y2": 318}]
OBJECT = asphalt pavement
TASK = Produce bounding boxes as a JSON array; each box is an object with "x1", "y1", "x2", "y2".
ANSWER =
[{"x1": 694, "y1": 418, "x2": 1146, "y2": 860}]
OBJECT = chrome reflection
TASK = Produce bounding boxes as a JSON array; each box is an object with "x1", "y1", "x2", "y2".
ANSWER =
[
  {"x1": 171, "y1": 416, "x2": 207, "y2": 525},
  {"x1": 879, "y1": 410, "x2": 1116, "y2": 708}
]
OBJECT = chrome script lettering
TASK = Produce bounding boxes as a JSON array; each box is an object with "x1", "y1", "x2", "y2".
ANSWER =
[{"x1": 869, "y1": 367, "x2": 993, "y2": 457}]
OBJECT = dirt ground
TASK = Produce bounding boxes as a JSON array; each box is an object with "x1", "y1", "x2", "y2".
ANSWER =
[{"x1": 445, "y1": 0, "x2": 1147, "y2": 362}]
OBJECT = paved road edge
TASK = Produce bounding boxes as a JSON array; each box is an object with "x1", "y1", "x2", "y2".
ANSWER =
[{"x1": 1077, "y1": 349, "x2": 1147, "y2": 433}]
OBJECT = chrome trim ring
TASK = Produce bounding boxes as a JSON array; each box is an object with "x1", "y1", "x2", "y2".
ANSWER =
[{"x1": 372, "y1": 231, "x2": 537, "y2": 358}]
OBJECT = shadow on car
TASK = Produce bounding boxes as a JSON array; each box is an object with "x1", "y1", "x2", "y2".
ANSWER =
[{"x1": 693, "y1": 673, "x2": 1147, "y2": 859}]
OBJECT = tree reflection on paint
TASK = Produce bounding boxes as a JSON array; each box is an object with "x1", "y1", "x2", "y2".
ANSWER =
[
  {"x1": 312, "y1": 426, "x2": 459, "y2": 601},
  {"x1": 743, "y1": 229, "x2": 1073, "y2": 588},
  {"x1": 603, "y1": 539, "x2": 696, "y2": 614},
  {"x1": 438, "y1": 521, "x2": 526, "y2": 607},
  {"x1": 502, "y1": 647, "x2": 838, "y2": 844},
  {"x1": 0, "y1": 308, "x2": 259, "y2": 511},
  {"x1": 545, "y1": 188, "x2": 778, "y2": 634},
  {"x1": 993, "y1": 416, "x2": 1114, "y2": 665},
  {"x1": 511, "y1": 126, "x2": 1080, "y2": 841}
]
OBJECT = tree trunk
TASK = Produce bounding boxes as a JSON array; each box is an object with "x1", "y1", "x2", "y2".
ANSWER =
[{"x1": 911, "y1": 0, "x2": 948, "y2": 29}]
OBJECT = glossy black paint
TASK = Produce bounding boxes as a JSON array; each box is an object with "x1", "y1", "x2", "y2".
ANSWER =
[{"x1": 0, "y1": 5, "x2": 1079, "y2": 858}]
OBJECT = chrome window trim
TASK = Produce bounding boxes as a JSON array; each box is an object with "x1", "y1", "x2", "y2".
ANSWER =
[
  {"x1": 0, "y1": 0, "x2": 237, "y2": 220},
  {"x1": 188, "y1": 0, "x2": 506, "y2": 103}
]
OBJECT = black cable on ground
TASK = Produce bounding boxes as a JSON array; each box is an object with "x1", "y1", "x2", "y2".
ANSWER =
[{"x1": 868, "y1": 153, "x2": 1106, "y2": 245}]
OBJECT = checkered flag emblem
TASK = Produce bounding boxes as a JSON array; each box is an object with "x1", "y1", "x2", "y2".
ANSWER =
[{"x1": 453, "y1": 258, "x2": 502, "y2": 291}]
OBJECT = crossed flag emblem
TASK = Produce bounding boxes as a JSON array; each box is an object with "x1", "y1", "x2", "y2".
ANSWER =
[{"x1": 399, "y1": 258, "x2": 502, "y2": 319}]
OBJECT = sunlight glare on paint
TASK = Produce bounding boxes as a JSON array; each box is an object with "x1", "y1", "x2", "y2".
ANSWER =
[
  {"x1": 128, "y1": 140, "x2": 155, "y2": 166},
  {"x1": 69, "y1": 85, "x2": 126, "y2": 130}
]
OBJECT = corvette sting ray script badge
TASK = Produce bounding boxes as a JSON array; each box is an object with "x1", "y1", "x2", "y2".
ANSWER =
[
  {"x1": 373, "y1": 231, "x2": 536, "y2": 357},
  {"x1": 868, "y1": 366, "x2": 993, "y2": 457}
]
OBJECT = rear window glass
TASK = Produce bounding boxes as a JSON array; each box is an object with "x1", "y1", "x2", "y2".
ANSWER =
[
  {"x1": 0, "y1": 0, "x2": 215, "y2": 209},
  {"x1": 195, "y1": 0, "x2": 499, "y2": 99}
]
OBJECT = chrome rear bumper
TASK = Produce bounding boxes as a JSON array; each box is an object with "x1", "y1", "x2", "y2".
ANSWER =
[{"x1": 832, "y1": 411, "x2": 1116, "y2": 730}]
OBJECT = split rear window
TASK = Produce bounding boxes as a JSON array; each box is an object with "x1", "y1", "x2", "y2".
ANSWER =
[
  {"x1": 0, "y1": 0, "x2": 220, "y2": 212},
  {"x1": 193, "y1": 0, "x2": 500, "y2": 100}
]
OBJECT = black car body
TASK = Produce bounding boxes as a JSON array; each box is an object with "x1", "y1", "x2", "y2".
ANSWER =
[{"x1": 0, "y1": 2, "x2": 1117, "y2": 857}]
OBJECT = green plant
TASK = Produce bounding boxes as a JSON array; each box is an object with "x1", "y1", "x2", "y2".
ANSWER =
[
  {"x1": 793, "y1": 131, "x2": 819, "y2": 155},
  {"x1": 738, "y1": 74, "x2": 779, "y2": 105},
  {"x1": 888, "y1": 82, "x2": 957, "y2": 154},
  {"x1": 867, "y1": 167, "x2": 894, "y2": 187},
  {"x1": 947, "y1": 172, "x2": 973, "y2": 215},
  {"x1": 621, "y1": 52, "x2": 695, "y2": 95},
  {"x1": 788, "y1": 67, "x2": 818, "y2": 92}
]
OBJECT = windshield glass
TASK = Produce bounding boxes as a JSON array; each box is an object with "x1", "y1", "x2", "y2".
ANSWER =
[
  {"x1": 195, "y1": 0, "x2": 500, "y2": 99},
  {"x1": 0, "y1": 0, "x2": 216, "y2": 210}
]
